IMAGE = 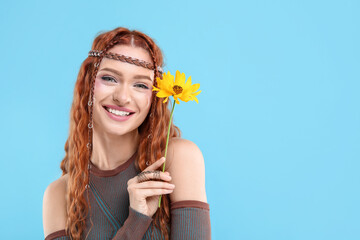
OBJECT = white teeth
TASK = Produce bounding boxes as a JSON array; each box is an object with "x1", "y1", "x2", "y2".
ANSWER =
[{"x1": 106, "y1": 107, "x2": 131, "y2": 116}]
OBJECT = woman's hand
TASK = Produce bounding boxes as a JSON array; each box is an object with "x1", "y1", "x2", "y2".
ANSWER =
[{"x1": 127, "y1": 157, "x2": 175, "y2": 217}]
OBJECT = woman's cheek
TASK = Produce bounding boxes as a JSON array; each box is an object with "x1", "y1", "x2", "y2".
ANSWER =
[
  {"x1": 133, "y1": 91, "x2": 152, "y2": 111},
  {"x1": 94, "y1": 78, "x2": 103, "y2": 90},
  {"x1": 94, "y1": 78, "x2": 113, "y2": 95},
  {"x1": 145, "y1": 93, "x2": 152, "y2": 110}
]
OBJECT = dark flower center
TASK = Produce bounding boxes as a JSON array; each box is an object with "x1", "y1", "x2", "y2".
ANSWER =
[{"x1": 173, "y1": 85, "x2": 183, "y2": 94}]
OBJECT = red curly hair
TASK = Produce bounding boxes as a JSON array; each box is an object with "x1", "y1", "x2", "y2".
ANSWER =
[{"x1": 60, "y1": 27, "x2": 181, "y2": 240}]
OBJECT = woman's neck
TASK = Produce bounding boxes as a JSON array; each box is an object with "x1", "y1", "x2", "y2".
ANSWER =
[{"x1": 90, "y1": 128, "x2": 140, "y2": 170}]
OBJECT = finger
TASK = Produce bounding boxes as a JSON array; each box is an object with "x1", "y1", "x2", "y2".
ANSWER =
[
  {"x1": 144, "y1": 157, "x2": 166, "y2": 171},
  {"x1": 140, "y1": 188, "x2": 174, "y2": 198},
  {"x1": 136, "y1": 181, "x2": 175, "y2": 189}
]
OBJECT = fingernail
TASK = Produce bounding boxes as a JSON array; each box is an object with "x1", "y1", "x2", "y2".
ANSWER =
[{"x1": 165, "y1": 172, "x2": 170, "y2": 176}]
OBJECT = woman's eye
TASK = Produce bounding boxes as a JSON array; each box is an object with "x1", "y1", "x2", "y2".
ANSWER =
[
  {"x1": 100, "y1": 76, "x2": 148, "y2": 89},
  {"x1": 101, "y1": 76, "x2": 116, "y2": 82},
  {"x1": 135, "y1": 84, "x2": 149, "y2": 89}
]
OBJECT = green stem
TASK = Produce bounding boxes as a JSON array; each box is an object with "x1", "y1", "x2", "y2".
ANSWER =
[{"x1": 158, "y1": 99, "x2": 176, "y2": 208}]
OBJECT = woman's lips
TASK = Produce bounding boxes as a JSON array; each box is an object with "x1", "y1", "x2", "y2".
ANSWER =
[
  {"x1": 103, "y1": 105, "x2": 135, "y2": 113},
  {"x1": 103, "y1": 106, "x2": 134, "y2": 122}
]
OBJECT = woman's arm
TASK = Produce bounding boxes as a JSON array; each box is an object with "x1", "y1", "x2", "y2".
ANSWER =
[
  {"x1": 43, "y1": 175, "x2": 69, "y2": 240},
  {"x1": 166, "y1": 138, "x2": 212, "y2": 239}
]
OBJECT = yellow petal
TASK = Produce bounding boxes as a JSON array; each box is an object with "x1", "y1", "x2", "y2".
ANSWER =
[
  {"x1": 156, "y1": 90, "x2": 172, "y2": 98},
  {"x1": 174, "y1": 97, "x2": 180, "y2": 104},
  {"x1": 181, "y1": 83, "x2": 200, "y2": 99},
  {"x1": 163, "y1": 96, "x2": 169, "y2": 103},
  {"x1": 192, "y1": 90, "x2": 202, "y2": 96},
  {"x1": 156, "y1": 79, "x2": 167, "y2": 91},
  {"x1": 173, "y1": 92, "x2": 183, "y2": 98},
  {"x1": 154, "y1": 72, "x2": 175, "y2": 97},
  {"x1": 193, "y1": 96, "x2": 199, "y2": 103},
  {"x1": 190, "y1": 83, "x2": 200, "y2": 92},
  {"x1": 179, "y1": 95, "x2": 190, "y2": 102},
  {"x1": 184, "y1": 75, "x2": 192, "y2": 90},
  {"x1": 155, "y1": 77, "x2": 165, "y2": 89},
  {"x1": 165, "y1": 71, "x2": 174, "y2": 83},
  {"x1": 152, "y1": 86, "x2": 160, "y2": 92},
  {"x1": 175, "y1": 70, "x2": 186, "y2": 87}
]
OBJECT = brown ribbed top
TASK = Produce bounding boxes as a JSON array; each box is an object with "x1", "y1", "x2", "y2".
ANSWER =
[{"x1": 45, "y1": 150, "x2": 211, "y2": 240}]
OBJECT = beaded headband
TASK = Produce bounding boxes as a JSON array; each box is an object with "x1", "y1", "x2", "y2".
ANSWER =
[{"x1": 88, "y1": 50, "x2": 164, "y2": 74}]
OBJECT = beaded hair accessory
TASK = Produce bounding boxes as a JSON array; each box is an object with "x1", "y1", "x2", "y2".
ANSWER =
[{"x1": 88, "y1": 50, "x2": 164, "y2": 74}]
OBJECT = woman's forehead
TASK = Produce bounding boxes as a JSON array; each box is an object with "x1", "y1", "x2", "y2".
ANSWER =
[
  {"x1": 97, "y1": 45, "x2": 154, "y2": 80},
  {"x1": 99, "y1": 57, "x2": 154, "y2": 82}
]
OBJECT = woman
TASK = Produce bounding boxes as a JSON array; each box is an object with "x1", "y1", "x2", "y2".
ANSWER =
[{"x1": 42, "y1": 27, "x2": 211, "y2": 240}]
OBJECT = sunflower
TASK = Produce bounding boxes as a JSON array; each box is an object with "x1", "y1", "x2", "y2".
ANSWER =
[
  {"x1": 152, "y1": 70, "x2": 201, "y2": 104},
  {"x1": 153, "y1": 70, "x2": 201, "y2": 207}
]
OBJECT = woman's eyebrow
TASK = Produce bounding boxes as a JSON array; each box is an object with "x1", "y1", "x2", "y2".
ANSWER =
[{"x1": 99, "y1": 67, "x2": 153, "y2": 82}]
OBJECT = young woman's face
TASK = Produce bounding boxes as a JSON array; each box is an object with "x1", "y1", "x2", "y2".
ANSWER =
[{"x1": 92, "y1": 45, "x2": 154, "y2": 136}]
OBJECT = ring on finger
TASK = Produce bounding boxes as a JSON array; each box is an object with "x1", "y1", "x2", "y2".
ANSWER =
[
  {"x1": 153, "y1": 170, "x2": 161, "y2": 180},
  {"x1": 137, "y1": 171, "x2": 150, "y2": 183},
  {"x1": 137, "y1": 170, "x2": 161, "y2": 183}
]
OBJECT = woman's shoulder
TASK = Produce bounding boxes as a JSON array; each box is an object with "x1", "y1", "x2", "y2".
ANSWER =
[
  {"x1": 167, "y1": 136, "x2": 203, "y2": 156},
  {"x1": 169, "y1": 137, "x2": 197, "y2": 145},
  {"x1": 166, "y1": 137, "x2": 203, "y2": 166},
  {"x1": 166, "y1": 137, "x2": 207, "y2": 202},
  {"x1": 167, "y1": 137, "x2": 202, "y2": 150},
  {"x1": 43, "y1": 174, "x2": 68, "y2": 203},
  {"x1": 43, "y1": 174, "x2": 68, "y2": 237}
]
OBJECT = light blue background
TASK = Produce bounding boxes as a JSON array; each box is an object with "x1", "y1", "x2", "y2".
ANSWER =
[{"x1": 0, "y1": 0, "x2": 359, "y2": 239}]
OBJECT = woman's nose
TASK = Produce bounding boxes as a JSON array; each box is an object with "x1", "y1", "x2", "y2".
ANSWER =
[{"x1": 113, "y1": 85, "x2": 131, "y2": 104}]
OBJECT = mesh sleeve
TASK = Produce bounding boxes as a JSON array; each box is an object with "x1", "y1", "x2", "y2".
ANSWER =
[
  {"x1": 44, "y1": 230, "x2": 70, "y2": 240},
  {"x1": 170, "y1": 200, "x2": 211, "y2": 240},
  {"x1": 45, "y1": 207, "x2": 153, "y2": 240}
]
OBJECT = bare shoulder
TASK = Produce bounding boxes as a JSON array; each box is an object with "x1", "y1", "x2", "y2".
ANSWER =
[
  {"x1": 165, "y1": 137, "x2": 202, "y2": 167},
  {"x1": 166, "y1": 137, "x2": 207, "y2": 203},
  {"x1": 42, "y1": 173, "x2": 68, "y2": 237}
]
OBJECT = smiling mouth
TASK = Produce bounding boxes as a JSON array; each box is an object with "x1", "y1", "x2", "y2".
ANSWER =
[{"x1": 103, "y1": 106, "x2": 135, "y2": 116}]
